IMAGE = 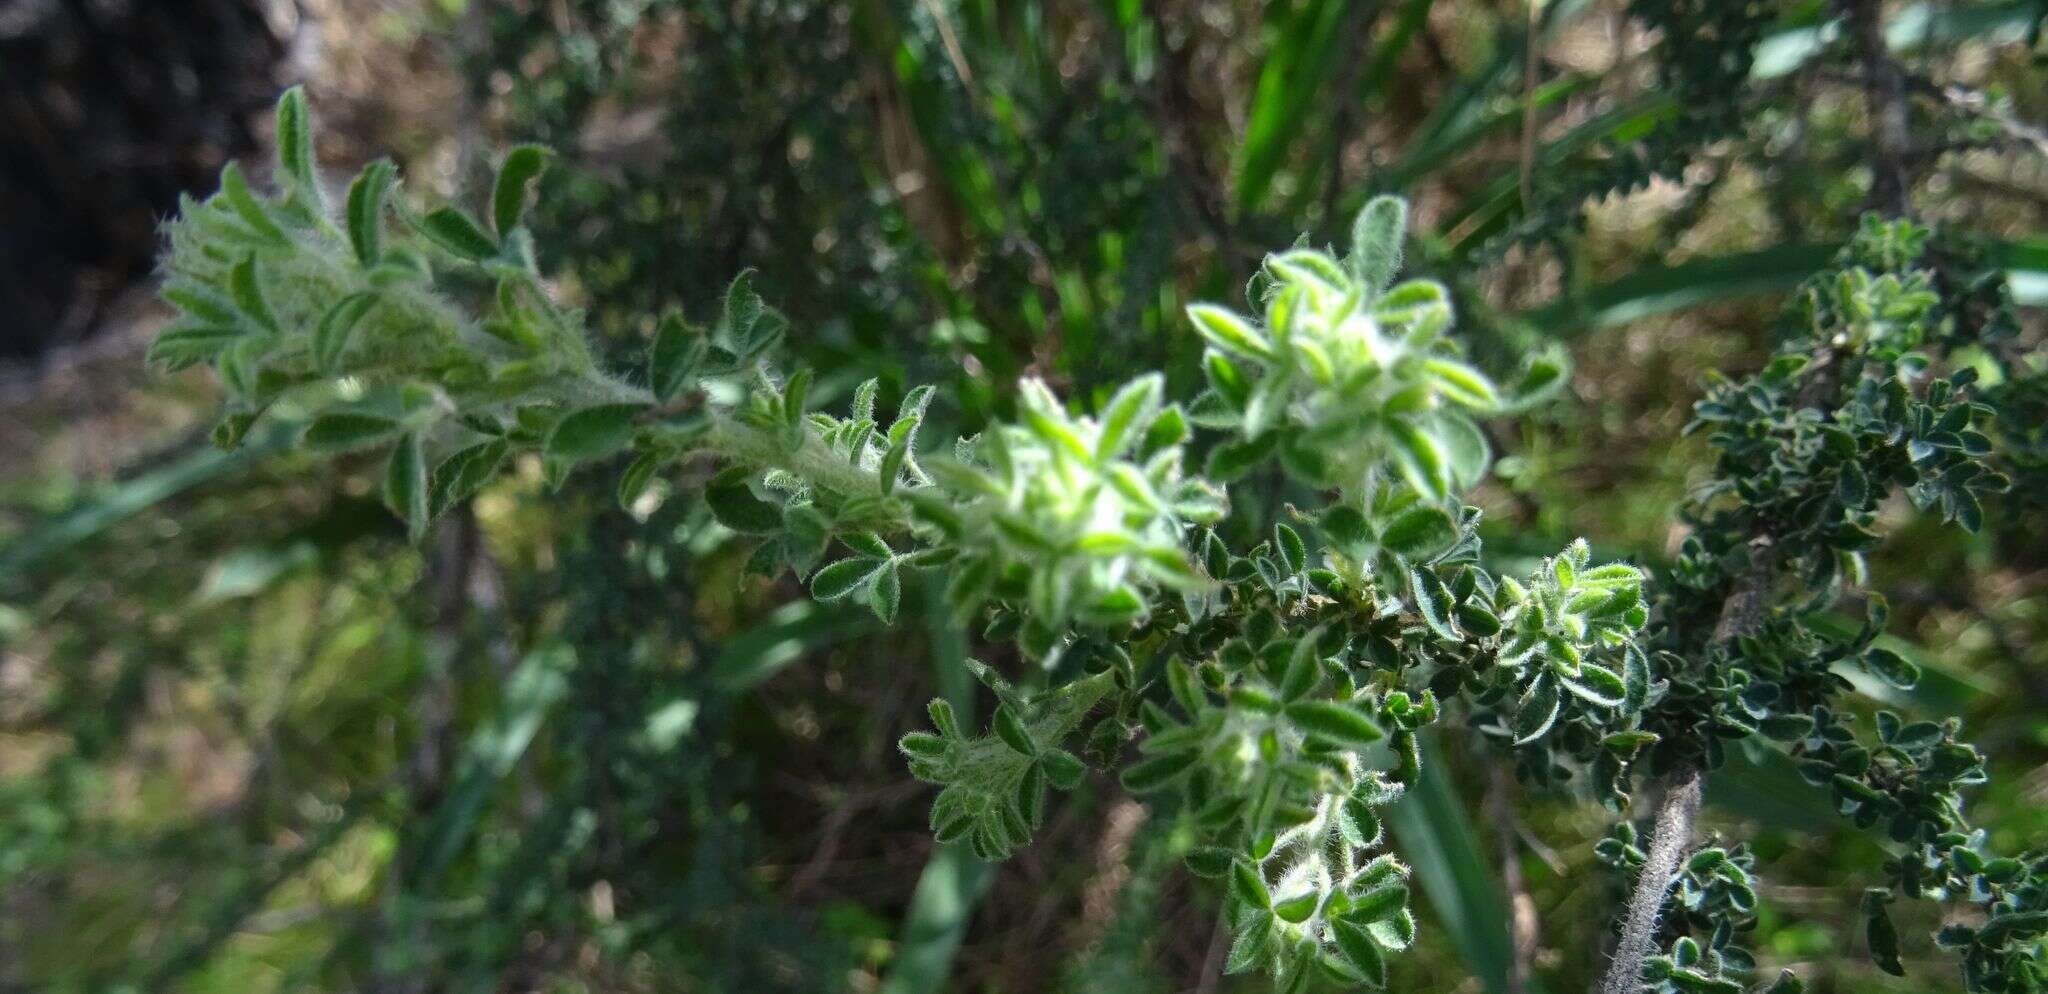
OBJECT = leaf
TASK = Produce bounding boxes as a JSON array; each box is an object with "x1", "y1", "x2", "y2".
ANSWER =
[
  {"x1": 989, "y1": 704, "x2": 1037, "y2": 757},
  {"x1": 303, "y1": 412, "x2": 401, "y2": 451},
  {"x1": 1231, "y1": 860, "x2": 1272, "y2": 909},
  {"x1": 1040, "y1": 750, "x2": 1085, "y2": 790},
  {"x1": 706, "y1": 469, "x2": 782, "y2": 533},
  {"x1": 650, "y1": 312, "x2": 707, "y2": 402},
  {"x1": 429, "y1": 439, "x2": 509, "y2": 519},
  {"x1": 1330, "y1": 918, "x2": 1389, "y2": 987},
  {"x1": 1120, "y1": 750, "x2": 1197, "y2": 792},
  {"x1": 1409, "y1": 568, "x2": 1457, "y2": 640},
  {"x1": 1433, "y1": 412, "x2": 1491, "y2": 488},
  {"x1": 1867, "y1": 900, "x2": 1905, "y2": 976},
  {"x1": 811, "y1": 558, "x2": 881, "y2": 601},
  {"x1": 1387, "y1": 419, "x2": 1450, "y2": 500},
  {"x1": 1864, "y1": 646, "x2": 1921, "y2": 690},
  {"x1": 1285, "y1": 700, "x2": 1385, "y2": 746},
  {"x1": 1186, "y1": 304, "x2": 1276, "y2": 361},
  {"x1": 163, "y1": 284, "x2": 240, "y2": 327},
  {"x1": 1564, "y1": 663, "x2": 1628, "y2": 708},
  {"x1": 273, "y1": 85, "x2": 318, "y2": 199},
  {"x1": 722, "y1": 270, "x2": 766, "y2": 342},
  {"x1": 146, "y1": 323, "x2": 244, "y2": 370},
  {"x1": 1274, "y1": 522, "x2": 1306, "y2": 574},
  {"x1": 1226, "y1": 913, "x2": 1276, "y2": 975},
  {"x1": 1346, "y1": 883, "x2": 1408, "y2": 923},
  {"x1": 1279, "y1": 645, "x2": 1321, "y2": 703},
  {"x1": 1512, "y1": 677, "x2": 1560, "y2": 745},
  {"x1": 867, "y1": 559, "x2": 902, "y2": 624},
  {"x1": 1425, "y1": 358, "x2": 1499, "y2": 409},
  {"x1": 312, "y1": 293, "x2": 377, "y2": 373},
  {"x1": 384, "y1": 433, "x2": 429, "y2": 542},
  {"x1": 1273, "y1": 891, "x2": 1319, "y2": 923},
  {"x1": 1382, "y1": 506, "x2": 1458, "y2": 559},
  {"x1": 346, "y1": 159, "x2": 397, "y2": 265},
  {"x1": 1350, "y1": 195, "x2": 1408, "y2": 294},
  {"x1": 228, "y1": 253, "x2": 278, "y2": 333},
  {"x1": 616, "y1": 451, "x2": 666, "y2": 511},
  {"x1": 1095, "y1": 373, "x2": 1163, "y2": 461},
  {"x1": 218, "y1": 162, "x2": 288, "y2": 244},
  {"x1": 492, "y1": 144, "x2": 553, "y2": 235},
  {"x1": 415, "y1": 206, "x2": 498, "y2": 260},
  {"x1": 545, "y1": 404, "x2": 642, "y2": 463}
]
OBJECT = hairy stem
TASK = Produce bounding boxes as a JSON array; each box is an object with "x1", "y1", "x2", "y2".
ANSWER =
[{"x1": 1598, "y1": 770, "x2": 1703, "y2": 994}]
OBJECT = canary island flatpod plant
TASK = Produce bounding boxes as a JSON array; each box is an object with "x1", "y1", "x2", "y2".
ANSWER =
[{"x1": 148, "y1": 90, "x2": 2045, "y2": 993}]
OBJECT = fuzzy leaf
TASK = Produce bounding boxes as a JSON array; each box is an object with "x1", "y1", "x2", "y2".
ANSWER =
[
  {"x1": 312, "y1": 293, "x2": 377, "y2": 373},
  {"x1": 303, "y1": 412, "x2": 401, "y2": 452},
  {"x1": 1512, "y1": 677, "x2": 1560, "y2": 745},
  {"x1": 415, "y1": 206, "x2": 498, "y2": 260},
  {"x1": 811, "y1": 558, "x2": 880, "y2": 601},
  {"x1": 492, "y1": 144, "x2": 553, "y2": 236},
  {"x1": 1350, "y1": 195, "x2": 1408, "y2": 294},
  {"x1": 346, "y1": 160, "x2": 396, "y2": 265},
  {"x1": 1187, "y1": 303, "x2": 1275, "y2": 361},
  {"x1": 1286, "y1": 700, "x2": 1385, "y2": 746},
  {"x1": 546, "y1": 404, "x2": 642, "y2": 463},
  {"x1": 384, "y1": 433, "x2": 429, "y2": 543}
]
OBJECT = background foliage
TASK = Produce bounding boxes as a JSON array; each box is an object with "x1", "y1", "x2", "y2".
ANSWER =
[{"x1": 2, "y1": 1, "x2": 2046, "y2": 992}]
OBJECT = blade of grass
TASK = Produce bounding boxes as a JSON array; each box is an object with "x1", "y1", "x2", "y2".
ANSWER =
[
  {"x1": 879, "y1": 583, "x2": 992, "y2": 994},
  {"x1": 0, "y1": 420, "x2": 298, "y2": 579},
  {"x1": 1521, "y1": 243, "x2": 1836, "y2": 338},
  {"x1": 1386, "y1": 737, "x2": 1538, "y2": 994},
  {"x1": 1235, "y1": 0, "x2": 1368, "y2": 215},
  {"x1": 412, "y1": 642, "x2": 573, "y2": 884},
  {"x1": 1520, "y1": 236, "x2": 2044, "y2": 340}
]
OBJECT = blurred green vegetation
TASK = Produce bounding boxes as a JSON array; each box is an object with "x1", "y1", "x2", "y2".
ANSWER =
[{"x1": 2, "y1": 1, "x2": 2044, "y2": 992}]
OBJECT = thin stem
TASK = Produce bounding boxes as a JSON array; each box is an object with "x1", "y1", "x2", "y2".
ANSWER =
[{"x1": 1597, "y1": 770, "x2": 1703, "y2": 994}]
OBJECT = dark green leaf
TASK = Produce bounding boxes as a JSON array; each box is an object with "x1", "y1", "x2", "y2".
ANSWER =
[
  {"x1": 491, "y1": 144, "x2": 553, "y2": 235},
  {"x1": 706, "y1": 469, "x2": 782, "y2": 533},
  {"x1": 415, "y1": 206, "x2": 498, "y2": 260},
  {"x1": 384, "y1": 433, "x2": 428, "y2": 542},
  {"x1": 273, "y1": 86, "x2": 318, "y2": 198},
  {"x1": 303, "y1": 412, "x2": 401, "y2": 452},
  {"x1": 346, "y1": 159, "x2": 397, "y2": 265},
  {"x1": 1285, "y1": 700, "x2": 1385, "y2": 746},
  {"x1": 811, "y1": 558, "x2": 880, "y2": 601},
  {"x1": 545, "y1": 404, "x2": 642, "y2": 463},
  {"x1": 312, "y1": 293, "x2": 377, "y2": 373}
]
